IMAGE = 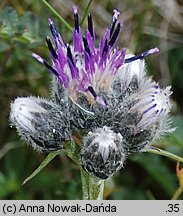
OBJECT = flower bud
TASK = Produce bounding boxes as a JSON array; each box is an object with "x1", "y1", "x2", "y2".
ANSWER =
[
  {"x1": 127, "y1": 81, "x2": 173, "y2": 152},
  {"x1": 80, "y1": 126, "x2": 125, "y2": 179},
  {"x1": 132, "y1": 81, "x2": 172, "y2": 131},
  {"x1": 10, "y1": 97, "x2": 71, "y2": 152}
]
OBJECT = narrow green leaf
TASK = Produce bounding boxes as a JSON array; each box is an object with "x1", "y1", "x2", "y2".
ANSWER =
[
  {"x1": 143, "y1": 147, "x2": 183, "y2": 162},
  {"x1": 22, "y1": 151, "x2": 60, "y2": 185},
  {"x1": 41, "y1": 0, "x2": 73, "y2": 31},
  {"x1": 80, "y1": 0, "x2": 93, "y2": 26}
]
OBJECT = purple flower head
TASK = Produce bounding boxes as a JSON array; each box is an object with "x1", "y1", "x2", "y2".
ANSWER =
[
  {"x1": 33, "y1": 6, "x2": 158, "y2": 106},
  {"x1": 10, "y1": 6, "x2": 173, "y2": 179}
]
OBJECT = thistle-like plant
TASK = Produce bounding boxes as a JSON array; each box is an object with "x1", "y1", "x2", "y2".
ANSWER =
[{"x1": 9, "y1": 2, "x2": 183, "y2": 200}]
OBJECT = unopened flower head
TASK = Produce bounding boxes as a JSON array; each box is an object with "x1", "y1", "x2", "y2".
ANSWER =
[
  {"x1": 10, "y1": 6, "x2": 173, "y2": 179},
  {"x1": 10, "y1": 97, "x2": 70, "y2": 152},
  {"x1": 132, "y1": 81, "x2": 172, "y2": 131},
  {"x1": 80, "y1": 126, "x2": 125, "y2": 179}
]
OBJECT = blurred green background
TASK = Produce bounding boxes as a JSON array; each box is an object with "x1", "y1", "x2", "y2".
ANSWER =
[{"x1": 0, "y1": 0, "x2": 183, "y2": 200}]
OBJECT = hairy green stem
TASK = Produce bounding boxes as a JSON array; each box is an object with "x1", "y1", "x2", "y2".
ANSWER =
[
  {"x1": 80, "y1": 167, "x2": 105, "y2": 200},
  {"x1": 80, "y1": 168, "x2": 90, "y2": 200},
  {"x1": 41, "y1": 0, "x2": 72, "y2": 31},
  {"x1": 64, "y1": 142, "x2": 104, "y2": 199}
]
